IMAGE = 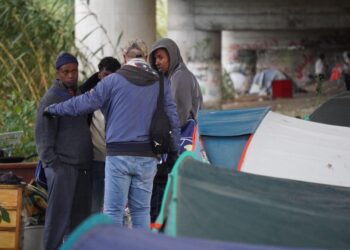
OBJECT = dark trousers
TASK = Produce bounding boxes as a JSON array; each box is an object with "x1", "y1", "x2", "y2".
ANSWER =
[
  {"x1": 344, "y1": 73, "x2": 350, "y2": 91},
  {"x1": 91, "y1": 160, "x2": 105, "y2": 213},
  {"x1": 150, "y1": 162, "x2": 170, "y2": 223},
  {"x1": 44, "y1": 162, "x2": 91, "y2": 250},
  {"x1": 316, "y1": 74, "x2": 325, "y2": 94},
  {"x1": 150, "y1": 182, "x2": 166, "y2": 223}
]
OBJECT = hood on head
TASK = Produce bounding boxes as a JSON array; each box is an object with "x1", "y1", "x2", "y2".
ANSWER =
[
  {"x1": 117, "y1": 60, "x2": 159, "y2": 86},
  {"x1": 149, "y1": 38, "x2": 183, "y2": 78}
]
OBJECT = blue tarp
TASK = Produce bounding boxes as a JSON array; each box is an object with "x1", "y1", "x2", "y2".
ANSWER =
[
  {"x1": 198, "y1": 107, "x2": 270, "y2": 137},
  {"x1": 197, "y1": 107, "x2": 270, "y2": 169}
]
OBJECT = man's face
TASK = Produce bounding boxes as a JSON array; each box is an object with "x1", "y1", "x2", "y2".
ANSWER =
[
  {"x1": 56, "y1": 63, "x2": 78, "y2": 88},
  {"x1": 98, "y1": 69, "x2": 113, "y2": 80},
  {"x1": 154, "y1": 48, "x2": 169, "y2": 73}
]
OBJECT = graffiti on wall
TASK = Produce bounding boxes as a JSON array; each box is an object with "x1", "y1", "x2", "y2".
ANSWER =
[
  {"x1": 187, "y1": 60, "x2": 221, "y2": 105},
  {"x1": 295, "y1": 54, "x2": 314, "y2": 80},
  {"x1": 222, "y1": 36, "x2": 346, "y2": 95},
  {"x1": 223, "y1": 48, "x2": 257, "y2": 96},
  {"x1": 183, "y1": 37, "x2": 222, "y2": 105}
]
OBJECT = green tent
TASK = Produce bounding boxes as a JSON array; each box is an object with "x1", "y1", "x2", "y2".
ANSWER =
[
  {"x1": 155, "y1": 152, "x2": 350, "y2": 249},
  {"x1": 309, "y1": 91, "x2": 350, "y2": 127}
]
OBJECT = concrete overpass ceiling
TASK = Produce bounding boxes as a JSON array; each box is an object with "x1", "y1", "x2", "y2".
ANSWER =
[{"x1": 193, "y1": 0, "x2": 350, "y2": 31}]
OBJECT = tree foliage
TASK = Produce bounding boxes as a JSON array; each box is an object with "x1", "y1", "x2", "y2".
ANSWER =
[
  {"x1": 156, "y1": 0, "x2": 168, "y2": 38},
  {"x1": 0, "y1": 0, "x2": 75, "y2": 156},
  {"x1": 0, "y1": 0, "x2": 75, "y2": 101}
]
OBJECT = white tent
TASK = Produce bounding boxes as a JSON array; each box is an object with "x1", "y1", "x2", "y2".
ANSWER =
[{"x1": 240, "y1": 112, "x2": 350, "y2": 187}]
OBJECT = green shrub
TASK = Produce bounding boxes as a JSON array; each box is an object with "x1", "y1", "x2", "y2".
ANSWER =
[
  {"x1": 0, "y1": 0, "x2": 74, "y2": 158},
  {"x1": 0, "y1": 92, "x2": 36, "y2": 157}
]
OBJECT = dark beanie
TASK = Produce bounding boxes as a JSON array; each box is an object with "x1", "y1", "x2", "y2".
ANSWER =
[{"x1": 55, "y1": 52, "x2": 78, "y2": 69}]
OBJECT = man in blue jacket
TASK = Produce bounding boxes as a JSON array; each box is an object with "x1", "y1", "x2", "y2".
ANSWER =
[{"x1": 44, "y1": 39, "x2": 180, "y2": 229}]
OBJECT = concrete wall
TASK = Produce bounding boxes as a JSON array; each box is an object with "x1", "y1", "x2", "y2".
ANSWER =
[
  {"x1": 167, "y1": 0, "x2": 350, "y2": 98},
  {"x1": 168, "y1": 0, "x2": 222, "y2": 106},
  {"x1": 194, "y1": 0, "x2": 350, "y2": 31},
  {"x1": 222, "y1": 30, "x2": 350, "y2": 95},
  {"x1": 75, "y1": 0, "x2": 155, "y2": 75}
]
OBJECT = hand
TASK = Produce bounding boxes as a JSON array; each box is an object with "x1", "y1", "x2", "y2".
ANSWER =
[{"x1": 43, "y1": 106, "x2": 55, "y2": 119}]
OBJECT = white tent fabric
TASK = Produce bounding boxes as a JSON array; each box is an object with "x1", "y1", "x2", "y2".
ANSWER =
[{"x1": 240, "y1": 111, "x2": 350, "y2": 187}]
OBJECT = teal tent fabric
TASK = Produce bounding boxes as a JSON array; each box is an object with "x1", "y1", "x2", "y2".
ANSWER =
[
  {"x1": 198, "y1": 107, "x2": 270, "y2": 137},
  {"x1": 159, "y1": 154, "x2": 350, "y2": 248},
  {"x1": 197, "y1": 107, "x2": 269, "y2": 169}
]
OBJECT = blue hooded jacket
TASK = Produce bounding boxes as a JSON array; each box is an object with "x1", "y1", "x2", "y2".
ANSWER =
[{"x1": 47, "y1": 59, "x2": 180, "y2": 157}]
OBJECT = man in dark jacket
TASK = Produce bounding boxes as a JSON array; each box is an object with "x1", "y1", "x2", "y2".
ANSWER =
[
  {"x1": 43, "y1": 39, "x2": 180, "y2": 229},
  {"x1": 79, "y1": 57, "x2": 121, "y2": 94},
  {"x1": 149, "y1": 38, "x2": 203, "y2": 222},
  {"x1": 35, "y1": 52, "x2": 93, "y2": 250},
  {"x1": 79, "y1": 57, "x2": 121, "y2": 213},
  {"x1": 149, "y1": 38, "x2": 203, "y2": 127}
]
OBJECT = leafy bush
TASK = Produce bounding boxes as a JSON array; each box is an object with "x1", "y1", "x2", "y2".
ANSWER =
[
  {"x1": 0, "y1": 92, "x2": 36, "y2": 157},
  {"x1": 0, "y1": 0, "x2": 75, "y2": 158},
  {"x1": 0, "y1": 0, "x2": 75, "y2": 100}
]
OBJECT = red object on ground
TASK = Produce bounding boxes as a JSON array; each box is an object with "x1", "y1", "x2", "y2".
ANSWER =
[
  {"x1": 272, "y1": 80, "x2": 293, "y2": 98},
  {"x1": 330, "y1": 64, "x2": 342, "y2": 81}
]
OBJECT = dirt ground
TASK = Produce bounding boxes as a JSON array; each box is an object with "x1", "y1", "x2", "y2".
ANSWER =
[{"x1": 220, "y1": 81, "x2": 346, "y2": 118}]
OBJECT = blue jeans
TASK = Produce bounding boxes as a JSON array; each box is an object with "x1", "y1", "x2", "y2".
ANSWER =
[{"x1": 104, "y1": 156, "x2": 157, "y2": 229}]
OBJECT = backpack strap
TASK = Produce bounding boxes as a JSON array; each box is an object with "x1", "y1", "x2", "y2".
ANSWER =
[{"x1": 157, "y1": 73, "x2": 165, "y2": 112}]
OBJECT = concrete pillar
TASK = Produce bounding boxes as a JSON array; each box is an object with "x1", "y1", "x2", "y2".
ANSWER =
[
  {"x1": 75, "y1": 0, "x2": 156, "y2": 74},
  {"x1": 168, "y1": 0, "x2": 221, "y2": 107},
  {"x1": 222, "y1": 31, "x2": 257, "y2": 97}
]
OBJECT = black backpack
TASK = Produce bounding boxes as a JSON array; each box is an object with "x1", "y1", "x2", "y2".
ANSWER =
[{"x1": 150, "y1": 73, "x2": 172, "y2": 154}]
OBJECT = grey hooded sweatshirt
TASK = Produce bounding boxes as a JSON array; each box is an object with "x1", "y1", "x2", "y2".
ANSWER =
[{"x1": 149, "y1": 38, "x2": 203, "y2": 127}]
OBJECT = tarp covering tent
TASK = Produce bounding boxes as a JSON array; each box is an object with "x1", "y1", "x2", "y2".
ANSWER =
[
  {"x1": 197, "y1": 108, "x2": 350, "y2": 187},
  {"x1": 197, "y1": 107, "x2": 269, "y2": 169},
  {"x1": 61, "y1": 214, "x2": 293, "y2": 250},
  {"x1": 156, "y1": 153, "x2": 350, "y2": 249},
  {"x1": 309, "y1": 92, "x2": 350, "y2": 127},
  {"x1": 239, "y1": 111, "x2": 350, "y2": 187},
  {"x1": 249, "y1": 69, "x2": 289, "y2": 96}
]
